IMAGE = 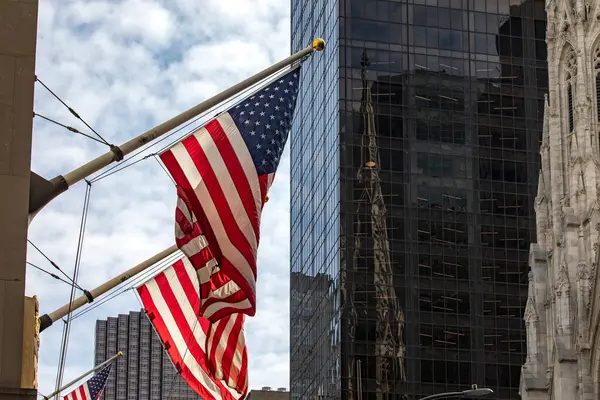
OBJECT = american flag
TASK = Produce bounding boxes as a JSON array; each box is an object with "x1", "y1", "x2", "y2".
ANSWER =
[
  {"x1": 137, "y1": 258, "x2": 248, "y2": 400},
  {"x1": 159, "y1": 66, "x2": 301, "y2": 319},
  {"x1": 63, "y1": 364, "x2": 112, "y2": 400}
]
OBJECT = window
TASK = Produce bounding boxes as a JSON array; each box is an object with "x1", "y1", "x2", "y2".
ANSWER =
[{"x1": 564, "y1": 47, "x2": 577, "y2": 132}]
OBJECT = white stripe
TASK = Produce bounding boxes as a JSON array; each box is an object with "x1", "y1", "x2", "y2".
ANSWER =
[
  {"x1": 192, "y1": 125, "x2": 257, "y2": 251},
  {"x1": 83, "y1": 384, "x2": 92, "y2": 400},
  {"x1": 144, "y1": 270, "x2": 223, "y2": 399},
  {"x1": 179, "y1": 235, "x2": 209, "y2": 258},
  {"x1": 163, "y1": 266, "x2": 246, "y2": 396},
  {"x1": 177, "y1": 196, "x2": 197, "y2": 224},
  {"x1": 170, "y1": 144, "x2": 257, "y2": 293},
  {"x1": 211, "y1": 316, "x2": 236, "y2": 381},
  {"x1": 217, "y1": 113, "x2": 262, "y2": 219},
  {"x1": 203, "y1": 297, "x2": 252, "y2": 320}
]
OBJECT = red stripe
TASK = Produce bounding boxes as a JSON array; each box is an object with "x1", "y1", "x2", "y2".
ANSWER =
[
  {"x1": 180, "y1": 132, "x2": 256, "y2": 272},
  {"x1": 206, "y1": 119, "x2": 261, "y2": 244},
  {"x1": 160, "y1": 150, "x2": 256, "y2": 315},
  {"x1": 78, "y1": 385, "x2": 86, "y2": 400},
  {"x1": 222, "y1": 314, "x2": 245, "y2": 393},
  {"x1": 207, "y1": 317, "x2": 228, "y2": 378},
  {"x1": 137, "y1": 280, "x2": 234, "y2": 400}
]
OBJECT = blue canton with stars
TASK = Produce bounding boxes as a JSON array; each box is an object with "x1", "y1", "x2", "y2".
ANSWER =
[
  {"x1": 86, "y1": 363, "x2": 112, "y2": 399},
  {"x1": 228, "y1": 67, "x2": 300, "y2": 176}
]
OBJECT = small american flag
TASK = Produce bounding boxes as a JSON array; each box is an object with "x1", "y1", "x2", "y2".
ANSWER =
[
  {"x1": 160, "y1": 66, "x2": 300, "y2": 319},
  {"x1": 137, "y1": 258, "x2": 248, "y2": 400},
  {"x1": 63, "y1": 364, "x2": 112, "y2": 400}
]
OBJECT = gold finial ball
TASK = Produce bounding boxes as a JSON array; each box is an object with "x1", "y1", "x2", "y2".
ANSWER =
[
  {"x1": 265, "y1": 195, "x2": 270, "y2": 203},
  {"x1": 117, "y1": 351, "x2": 124, "y2": 357},
  {"x1": 313, "y1": 38, "x2": 326, "y2": 51}
]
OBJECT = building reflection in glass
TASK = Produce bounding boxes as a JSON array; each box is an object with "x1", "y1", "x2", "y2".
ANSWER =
[{"x1": 290, "y1": 0, "x2": 547, "y2": 399}]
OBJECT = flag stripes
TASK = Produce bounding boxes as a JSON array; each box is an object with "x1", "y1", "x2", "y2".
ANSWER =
[{"x1": 137, "y1": 259, "x2": 248, "y2": 399}]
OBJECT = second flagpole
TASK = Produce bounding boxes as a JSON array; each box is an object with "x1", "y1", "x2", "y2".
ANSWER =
[
  {"x1": 38, "y1": 244, "x2": 179, "y2": 332},
  {"x1": 29, "y1": 38, "x2": 326, "y2": 219}
]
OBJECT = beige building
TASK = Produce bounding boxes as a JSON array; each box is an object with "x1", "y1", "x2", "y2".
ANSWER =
[
  {"x1": 246, "y1": 387, "x2": 289, "y2": 400},
  {"x1": 520, "y1": 1, "x2": 600, "y2": 399}
]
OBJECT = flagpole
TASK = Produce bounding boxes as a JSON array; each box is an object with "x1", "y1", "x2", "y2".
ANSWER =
[
  {"x1": 38, "y1": 244, "x2": 179, "y2": 332},
  {"x1": 29, "y1": 38, "x2": 326, "y2": 218},
  {"x1": 41, "y1": 351, "x2": 123, "y2": 400}
]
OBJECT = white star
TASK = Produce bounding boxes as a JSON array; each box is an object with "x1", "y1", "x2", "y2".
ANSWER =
[
  {"x1": 284, "y1": 89, "x2": 289, "y2": 93},
  {"x1": 240, "y1": 111, "x2": 245, "y2": 115},
  {"x1": 261, "y1": 134, "x2": 266, "y2": 139},
  {"x1": 254, "y1": 102, "x2": 260, "y2": 106},
  {"x1": 275, "y1": 106, "x2": 280, "y2": 110},
  {"x1": 256, "y1": 144, "x2": 262, "y2": 149},
  {"x1": 249, "y1": 111, "x2": 255, "y2": 115},
  {"x1": 244, "y1": 103, "x2": 250, "y2": 107},
  {"x1": 279, "y1": 79, "x2": 284, "y2": 83},
  {"x1": 274, "y1": 86, "x2": 279, "y2": 91},
  {"x1": 259, "y1": 94, "x2": 264, "y2": 99},
  {"x1": 280, "y1": 97, "x2": 284, "y2": 102},
  {"x1": 269, "y1": 94, "x2": 275, "y2": 99},
  {"x1": 289, "y1": 80, "x2": 294, "y2": 85},
  {"x1": 266, "y1": 149, "x2": 272, "y2": 154},
  {"x1": 265, "y1": 103, "x2": 270, "y2": 107},
  {"x1": 255, "y1": 121, "x2": 261, "y2": 126},
  {"x1": 260, "y1": 111, "x2": 265, "y2": 116},
  {"x1": 270, "y1": 115, "x2": 275, "y2": 120},
  {"x1": 271, "y1": 139, "x2": 276, "y2": 144},
  {"x1": 244, "y1": 120, "x2": 250, "y2": 125},
  {"x1": 251, "y1": 96, "x2": 255, "y2": 100},
  {"x1": 261, "y1": 159, "x2": 266, "y2": 165},
  {"x1": 250, "y1": 130, "x2": 256, "y2": 136},
  {"x1": 266, "y1": 124, "x2": 271, "y2": 129}
]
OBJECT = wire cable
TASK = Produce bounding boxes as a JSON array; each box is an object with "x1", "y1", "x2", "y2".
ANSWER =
[
  {"x1": 28, "y1": 239, "x2": 86, "y2": 292},
  {"x1": 33, "y1": 113, "x2": 107, "y2": 145},
  {"x1": 35, "y1": 76, "x2": 111, "y2": 146},
  {"x1": 68, "y1": 250, "x2": 183, "y2": 321},
  {"x1": 26, "y1": 262, "x2": 80, "y2": 288},
  {"x1": 53, "y1": 182, "x2": 92, "y2": 399}
]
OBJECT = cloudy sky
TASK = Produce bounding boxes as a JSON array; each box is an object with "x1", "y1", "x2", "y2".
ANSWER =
[{"x1": 27, "y1": 0, "x2": 295, "y2": 396}]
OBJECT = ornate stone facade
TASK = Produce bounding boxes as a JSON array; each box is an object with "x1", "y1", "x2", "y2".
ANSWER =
[{"x1": 520, "y1": 0, "x2": 600, "y2": 399}]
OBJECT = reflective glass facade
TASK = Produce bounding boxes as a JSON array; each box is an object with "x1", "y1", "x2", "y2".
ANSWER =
[{"x1": 290, "y1": 0, "x2": 547, "y2": 399}]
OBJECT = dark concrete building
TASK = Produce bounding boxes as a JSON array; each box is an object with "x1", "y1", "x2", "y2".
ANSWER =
[
  {"x1": 290, "y1": 0, "x2": 548, "y2": 399},
  {"x1": 94, "y1": 310, "x2": 200, "y2": 400}
]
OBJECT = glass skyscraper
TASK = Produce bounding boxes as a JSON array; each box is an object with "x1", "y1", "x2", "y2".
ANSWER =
[{"x1": 290, "y1": 1, "x2": 548, "y2": 399}]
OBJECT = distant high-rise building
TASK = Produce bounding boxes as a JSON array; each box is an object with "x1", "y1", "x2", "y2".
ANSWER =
[
  {"x1": 94, "y1": 310, "x2": 200, "y2": 400},
  {"x1": 247, "y1": 387, "x2": 290, "y2": 400}
]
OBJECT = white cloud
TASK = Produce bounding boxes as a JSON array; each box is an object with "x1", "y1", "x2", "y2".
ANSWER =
[{"x1": 27, "y1": 0, "x2": 295, "y2": 396}]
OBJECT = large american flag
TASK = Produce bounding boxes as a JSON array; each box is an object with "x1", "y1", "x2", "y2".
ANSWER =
[
  {"x1": 137, "y1": 258, "x2": 248, "y2": 400},
  {"x1": 63, "y1": 364, "x2": 112, "y2": 400},
  {"x1": 159, "y1": 66, "x2": 300, "y2": 319}
]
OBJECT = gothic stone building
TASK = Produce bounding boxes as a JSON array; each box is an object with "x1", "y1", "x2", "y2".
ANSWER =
[{"x1": 520, "y1": 0, "x2": 600, "y2": 399}]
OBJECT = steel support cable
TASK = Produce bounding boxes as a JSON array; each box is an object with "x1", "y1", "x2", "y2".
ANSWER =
[
  {"x1": 53, "y1": 181, "x2": 92, "y2": 399},
  {"x1": 35, "y1": 77, "x2": 111, "y2": 146},
  {"x1": 26, "y1": 262, "x2": 81, "y2": 288},
  {"x1": 28, "y1": 240, "x2": 86, "y2": 292},
  {"x1": 33, "y1": 113, "x2": 107, "y2": 145}
]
